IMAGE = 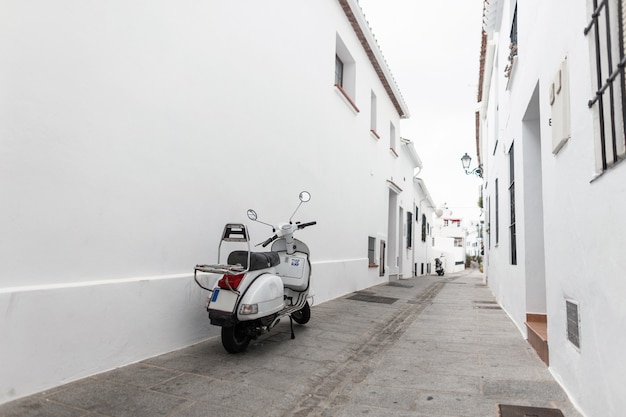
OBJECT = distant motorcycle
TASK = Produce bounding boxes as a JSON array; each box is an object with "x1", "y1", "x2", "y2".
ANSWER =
[
  {"x1": 194, "y1": 191, "x2": 316, "y2": 353},
  {"x1": 435, "y1": 257, "x2": 445, "y2": 276}
]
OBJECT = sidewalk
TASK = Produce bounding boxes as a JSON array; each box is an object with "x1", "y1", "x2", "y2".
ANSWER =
[{"x1": 0, "y1": 271, "x2": 582, "y2": 417}]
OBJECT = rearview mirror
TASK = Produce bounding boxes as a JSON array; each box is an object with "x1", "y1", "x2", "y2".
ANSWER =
[
  {"x1": 247, "y1": 209, "x2": 257, "y2": 221},
  {"x1": 299, "y1": 191, "x2": 311, "y2": 203}
]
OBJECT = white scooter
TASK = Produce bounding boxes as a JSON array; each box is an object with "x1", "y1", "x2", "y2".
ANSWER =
[{"x1": 194, "y1": 191, "x2": 316, "y2": 353}]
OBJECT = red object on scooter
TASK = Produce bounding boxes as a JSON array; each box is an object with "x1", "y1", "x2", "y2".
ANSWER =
[{"x1": 218, "y1": 273, "x2": 245, "y2": 290}]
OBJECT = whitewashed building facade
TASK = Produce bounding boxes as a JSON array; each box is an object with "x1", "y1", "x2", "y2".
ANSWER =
[
  {"x1": 477, "y1": 1, "x2": 626, "y2": 416},
  {"x1": 412, "y1": 177, "x2": 438, "y2": 277},
  {"x1": 0, "y1": 0, "x2": 429, "y2": 404},
  {"x1": 432, "y1": 217, "x2": 468, "y2": 274}
]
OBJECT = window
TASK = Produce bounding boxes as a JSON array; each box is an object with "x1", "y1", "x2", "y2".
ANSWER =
[
  {"x1": 421, "y1": 214, "x2": 427, "y2": 242},
  {"x1": 495, "y1": 178, "x2": 499, "y2": 245},
  {"x1": 334, "y1": 34, "x2": 358, "y2": 112},
  {"x1": 487, "y1": 196, "x2": 491, "y2": 249},
  {"x1": 505, "y1": 4, "x2": 518, "y2": 78},
  {"x1": 335, "y1": 55, "x2": 344, "y2": 87},
  {"x1": 454, "y1": 237, "x2": 463, "y2": 247},
  {"x1": 585, "y1": 0, "x2": 626, "y2": 171},
  {"x1": 390, "y1": 122, "x2": 397, "y2": 155},
  {"x1": 406, "y1": 212, "x2": 413, "y2": 248},
  {"x1": 509, "y1": 143, "x2": 517, "y2": 265},
  {"x1": 370, "y1": 91, "x2": 378, "y2": 137},
  {"x1": 368, "y1": 237, "x2": 377, "y2": 266},
  {"x1": 379, "y1": 240, "x2": 386, "y2": 276}
]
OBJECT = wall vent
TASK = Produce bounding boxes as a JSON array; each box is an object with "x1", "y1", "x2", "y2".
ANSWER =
[{"x1": 566, "y1": 299, "x2": 581, "y2": 349}]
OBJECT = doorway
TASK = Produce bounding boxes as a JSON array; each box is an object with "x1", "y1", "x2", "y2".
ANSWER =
[
  {"x1": 397, "y1": 206, "x2": 404, "y2": 279},
  {"x1": 522, "y1": 83, "x2": 549, "y2": 364},
  {"x1": 387, "y1": 189, "x2": 398, "y2": 279}
]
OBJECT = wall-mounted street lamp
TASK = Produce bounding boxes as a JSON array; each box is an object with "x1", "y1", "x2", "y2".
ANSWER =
[{"x1": 461, "y1": 153, "x2": 483, "y2": 178}]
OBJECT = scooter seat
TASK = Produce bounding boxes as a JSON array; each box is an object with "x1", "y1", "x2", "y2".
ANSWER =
[{"x1": 227, "y1": 251, "x2": 281, "y2": 271}]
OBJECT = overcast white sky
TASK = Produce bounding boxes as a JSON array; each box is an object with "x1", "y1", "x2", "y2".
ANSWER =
[{"x1": 358, "y1": 0, "x2": 485, "y2": 221}]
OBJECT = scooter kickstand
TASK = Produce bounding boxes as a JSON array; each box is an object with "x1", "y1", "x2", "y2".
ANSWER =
[{"x1": 289, "y1": 316, "x2": 295, "y2": 339}]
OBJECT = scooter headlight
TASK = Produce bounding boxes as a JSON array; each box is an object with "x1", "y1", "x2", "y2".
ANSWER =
[{"x1": 239, "y1": 304, "x2": 258, "y2": 315}]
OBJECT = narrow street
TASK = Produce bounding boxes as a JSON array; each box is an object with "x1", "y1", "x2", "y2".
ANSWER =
[{"x1": 1, "y1": 271, "x2": 580, "y2": 417}]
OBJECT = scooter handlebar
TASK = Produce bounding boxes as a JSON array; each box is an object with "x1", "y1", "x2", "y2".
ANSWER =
[
  {"x1": 261, "y1": 234, "x2": 279, "y2": 247},
  {"x1": 260, "y1": 222, "x2": 315, "y2": 246},
  {"x1": 297, "y1": 221, "x2": 317, "y2": 229}
]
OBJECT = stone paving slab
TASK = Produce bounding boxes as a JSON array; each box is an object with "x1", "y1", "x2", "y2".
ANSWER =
[{"x1": 0, "y1": 271, "x2": 583, "y2": 417}]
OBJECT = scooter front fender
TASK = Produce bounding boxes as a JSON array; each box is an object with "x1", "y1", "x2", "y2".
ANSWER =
[{"x1": 238, "y1": 273, "x2": 284, "y2": 320}]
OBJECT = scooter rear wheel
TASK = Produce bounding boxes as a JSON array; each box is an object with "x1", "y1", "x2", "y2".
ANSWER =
[
  {"x1": 291, "y1": 301, "x2": 311, "y2": 325},
  {"x1": 221, "y1": 323, "x2": 251, "y2": 353}
]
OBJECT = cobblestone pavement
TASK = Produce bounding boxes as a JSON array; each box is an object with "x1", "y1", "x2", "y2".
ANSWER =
[{"x1": 0, "y1": 271, "x2": 583, "y2": 417}]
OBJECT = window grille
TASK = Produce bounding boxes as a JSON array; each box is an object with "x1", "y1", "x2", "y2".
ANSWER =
[
  {"x1": 368, "y1": 237, "x2": 376, "y2": 265},
  {"x1": 487, "y1": 196, "x2": 491, "y2": 249},
  {"x1": 406, "y1": 212, "x2": 413, "y2": 248},
  {"x1": 495, "y1": 179, "x2": 500, "y2": 245},
  {"x1": 584, "y1": 0, "x2": 626, "y2": 171},
  {"x1": 379, "y1": 240, "x2": 386, "y2": 277},
  {"x1": 509, "y1": 143, "x2": 517, "y2": 265},
  {"x1": 505, "y1": 4, "x2": 518, "y2": 78}
]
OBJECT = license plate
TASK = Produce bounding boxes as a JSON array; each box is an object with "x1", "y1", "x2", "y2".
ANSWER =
[{"x1": 208, "y1": 288, "x2": 238, "y2": 313}]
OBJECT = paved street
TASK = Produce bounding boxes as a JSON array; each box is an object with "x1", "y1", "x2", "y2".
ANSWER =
[{"x1": 1, "y1": 271, "x2": 582, "y2": 417}]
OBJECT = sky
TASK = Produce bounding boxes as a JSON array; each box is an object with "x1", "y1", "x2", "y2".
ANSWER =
[{"x1": 358, "y1": 0, "x2": 485, "y2": 222}]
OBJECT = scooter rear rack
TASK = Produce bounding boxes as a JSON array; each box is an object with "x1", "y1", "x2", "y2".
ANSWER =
[
  {"x1": 194, "y1": 263, "x2": 246, "y2": 292},
  {"x1": 194, "y1": 223, "x2": 252, "y2": 291},
  {"x1": 195, "y1": 264, "x2": 246, "y2": 275}
]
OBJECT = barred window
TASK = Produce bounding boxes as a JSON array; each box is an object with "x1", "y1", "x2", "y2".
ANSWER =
[
  {"x1": 505, "y1": 4, "x2": 518, "y2": 79},
  {"x1": 495, "y1": 178, "x2": 499, "y2": 245},
  {"x1": 509, "y1": 143, "x2": 517, "y2": 265},
  {"x1": 585, "y1": 0, "x2": 626, "y2": 171},
  {"x1": 368, "y1": 237, "x2": 376, "y2": 265},
  {"x1": 406, "y1": 212, "x2": 413, "y2": 248}
]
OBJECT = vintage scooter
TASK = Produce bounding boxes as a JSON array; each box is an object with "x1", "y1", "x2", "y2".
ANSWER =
[
  {"x1": 435, "y1": 257, "x2": 445, "y2": 276},
  {"x1": 194, "y1": 191, "x2": 316, "y2": 353}
]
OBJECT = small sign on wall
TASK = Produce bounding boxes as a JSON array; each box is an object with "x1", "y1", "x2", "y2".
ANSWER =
[{"x1": 550, "y1": 57, "x2": 571, "y2": 154}]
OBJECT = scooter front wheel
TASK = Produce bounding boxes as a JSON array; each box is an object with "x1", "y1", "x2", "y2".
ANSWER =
[
  {"x1": 291, "y1": 301, "x2": 311, "y2": 325},
  {"x1": 221, "y1": 323, "x2": 251, "y2": 353}
]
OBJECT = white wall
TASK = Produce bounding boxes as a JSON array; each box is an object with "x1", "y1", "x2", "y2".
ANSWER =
[
  {"x1": 432, "y1": 236, "x2": 465, "y2": 274},
  {"x1": 0, "y1": 276, "x2": 213, "y2": 402},
  {"x1": 479, "y1": 1, "x2": 626, "y2": 416},
  {"x1": 432, "y1": 219, "x2": 467, "y2": 273},
  {"x1": 0, "y1": 0, "x2": 417, "y2": 404}
]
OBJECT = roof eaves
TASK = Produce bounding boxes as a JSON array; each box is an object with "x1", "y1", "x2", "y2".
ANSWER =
[
  {"x1": 338, "y1": 0, "x2": 411, "y2": 119},
  {"x1": 401, "y1": 138, "x2": 422, "y2": 168},
  {"x1": 414, "y1": 177, "x2": 437, "y2": 210}
]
